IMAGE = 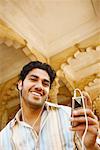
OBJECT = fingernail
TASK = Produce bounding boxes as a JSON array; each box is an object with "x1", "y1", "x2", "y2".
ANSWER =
[{"x1": 73, "y1": 110, "x2": 77, "y2": 115}]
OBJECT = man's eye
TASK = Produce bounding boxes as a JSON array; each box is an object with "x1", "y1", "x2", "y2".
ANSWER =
[
  {"x1": 30, "y1": 78, "x2": 37, "y2": 81},
  {"x1": 43, "y1": 82, "x2": 50, "y2": 87}
]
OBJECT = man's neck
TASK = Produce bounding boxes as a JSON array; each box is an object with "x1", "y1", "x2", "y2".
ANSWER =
[{"x1": 21, "y1": 101, "x2": 45, "y2": 128}]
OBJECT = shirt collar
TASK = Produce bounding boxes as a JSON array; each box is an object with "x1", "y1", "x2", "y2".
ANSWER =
[{"x1": 10, "y1": 101, "x2": 58, "y2": 128}]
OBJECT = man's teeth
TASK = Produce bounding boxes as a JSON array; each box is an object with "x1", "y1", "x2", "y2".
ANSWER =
[{"x1": 31, "y1": 92, "x2": 41, "y2": 96}]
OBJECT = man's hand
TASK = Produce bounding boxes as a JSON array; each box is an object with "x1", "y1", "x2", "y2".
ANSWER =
[{"x1": 70, "y1": 91, "x2": 99, "y2": 149}]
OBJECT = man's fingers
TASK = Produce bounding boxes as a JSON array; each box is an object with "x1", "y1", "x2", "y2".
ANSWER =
[
  {"x1": 71, "y1": 116, "x2": 98, "y2": 125},
  {"x1": 72, "y1": 108, "x2": 97, "y2": 120},
  {"x1": 82, "y1": 91, "x2": 92, "y2": 109},
  {"x1": 70, "y1": 124, "x2": 99, "y2": 136}
]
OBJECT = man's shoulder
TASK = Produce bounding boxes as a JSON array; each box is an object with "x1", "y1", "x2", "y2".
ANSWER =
[
  {"x1": 0, "y1": 119, "x2": 15, "y2": 149},
  {"x1": 45, "y1": 101, "x2": 71, "y2": 109},
  {"x1": 0, "y1": 123, "x2": 9, "y2": 135},
  {"x1": 0, "y1": 119, "x2": 14, "y2": 135},
  {"x1": 57, "y1": 103, "x2": 71, "y2": 116},
  {"x1": 0, "y1": 110, "x2": 20, "y2": 135},
  {"x1": 45, "y1": 101, "x2": 71, "y2": 115}
]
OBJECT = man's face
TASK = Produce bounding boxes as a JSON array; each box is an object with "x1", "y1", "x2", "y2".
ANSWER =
[{"x1": 18, "y1": 68, "x2": 50, "y2": 109}]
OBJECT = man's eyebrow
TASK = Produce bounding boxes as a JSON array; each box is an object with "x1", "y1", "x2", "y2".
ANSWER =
[
  {"x1": 29, "y1": 74, "x2": 50, "y2": 83},
  {"x1": 30, "y1": 74, "x2": 38, "y2": 78}
]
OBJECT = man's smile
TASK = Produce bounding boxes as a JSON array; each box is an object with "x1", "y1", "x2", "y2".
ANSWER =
[{"x1": 30, "y1": 91, "x2": 43, "y2": 98}]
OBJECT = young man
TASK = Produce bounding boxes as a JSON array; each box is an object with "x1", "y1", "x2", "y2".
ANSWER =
[{"x1": 0, "y1": 61, "x2": 99, "y2": 150}]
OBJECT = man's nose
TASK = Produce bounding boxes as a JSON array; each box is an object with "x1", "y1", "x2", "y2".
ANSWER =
[{"x1": 34, "y1": 81, "x2": 43, "y2": 91}]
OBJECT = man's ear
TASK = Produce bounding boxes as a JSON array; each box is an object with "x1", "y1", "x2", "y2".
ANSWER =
[{"x1": 17, "y1": 80, "x2": 23, "y2": 91}]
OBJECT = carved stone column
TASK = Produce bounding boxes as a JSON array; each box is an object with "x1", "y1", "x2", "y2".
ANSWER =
[{"x1": 49, "y1": 77, "x2": 60, "y2": 103}]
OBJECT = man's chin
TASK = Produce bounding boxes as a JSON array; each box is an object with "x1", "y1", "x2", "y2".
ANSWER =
[{"x1": 28, "y1": 100, "x2": 45, "y2": 109}]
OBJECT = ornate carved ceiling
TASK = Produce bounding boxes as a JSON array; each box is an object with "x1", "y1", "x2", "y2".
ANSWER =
[
  {"x1": 0, "y1": 0, "x2": 100, "y2": 57},
  {"x1": 56, "y1": 46, "x2": 100, "y2": 119}
]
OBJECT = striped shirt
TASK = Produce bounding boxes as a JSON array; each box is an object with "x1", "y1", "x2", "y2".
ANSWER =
[{"x1": 0, "y1": 102, "x2": 81, "y2": 150}]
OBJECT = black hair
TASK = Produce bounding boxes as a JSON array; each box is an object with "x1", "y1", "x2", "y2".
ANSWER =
[{"x1": 19, "y1": 61, "x2": 56, "y2": 88}]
